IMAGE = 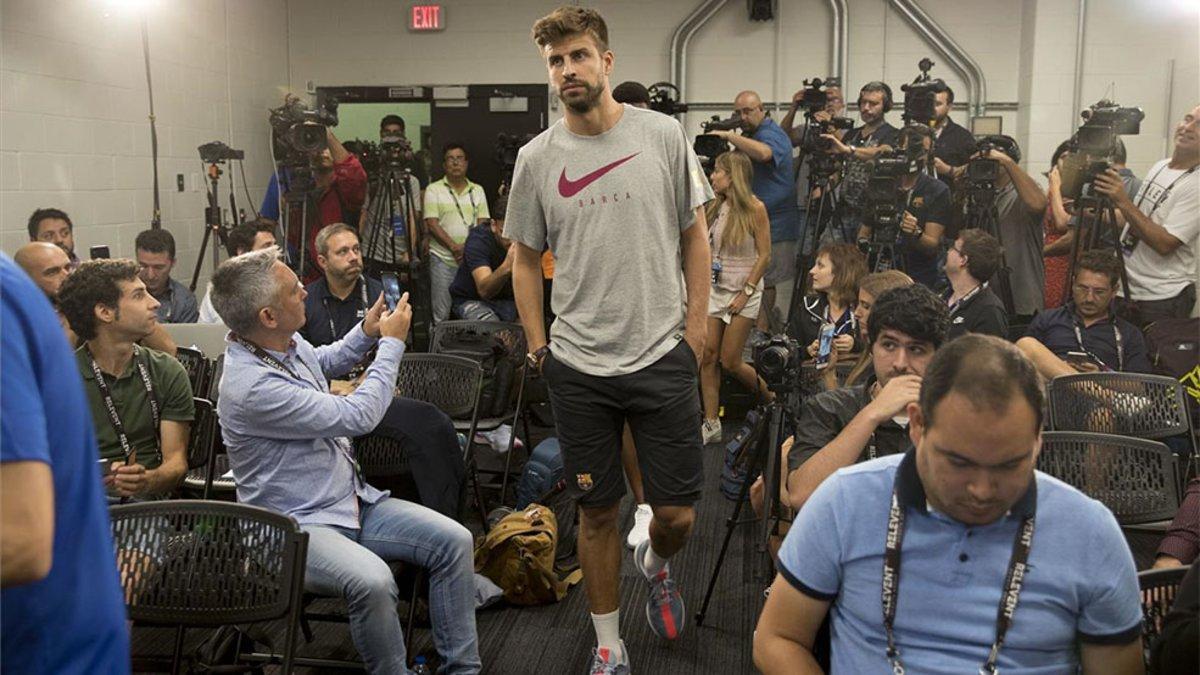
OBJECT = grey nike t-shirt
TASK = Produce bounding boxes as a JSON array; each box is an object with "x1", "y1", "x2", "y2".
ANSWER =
[{"x1": 504, "y1": 104, "x2": 714, "y2": 376}]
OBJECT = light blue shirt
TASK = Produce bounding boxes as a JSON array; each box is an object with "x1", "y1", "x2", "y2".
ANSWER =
[
  {"x1": 217, "y1": 324, "x2": 405, "y2": 529},
  {"x1": 778, "y1": 451, "x2": 1142, "y2": 675}
]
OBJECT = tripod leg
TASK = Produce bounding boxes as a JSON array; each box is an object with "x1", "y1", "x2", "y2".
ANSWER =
[{"x1": 695, "y1": 409, "x2": 769, "y2": 627}]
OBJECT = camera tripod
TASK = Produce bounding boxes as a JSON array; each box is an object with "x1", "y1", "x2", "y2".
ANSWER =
[
  {"x1": 361, "y1": 164, "x2": 433, "y2": 350},
  {"x1": 962, "y1": 188, "x2": 1017, "y2": 316},
  {"x1": 1062, "y1": 192, "x2": 1133, "y2": 304},
  {"x1": 695, "y1": 377, "x2": 798, "y2": 627},
  {"x1": 785, "y1": 152, "x2": 844, "y2": 335},
  {"x1": 188, "y1": 160, "x2": 239, "y2": 293},
  {"x1": 276, "y1": 164, "x2": 323, "y2": 280}
]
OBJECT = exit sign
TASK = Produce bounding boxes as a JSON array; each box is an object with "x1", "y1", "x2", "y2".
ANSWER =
[{"x1": 410, "y1": 4, "x2": 444, "y2": 31}]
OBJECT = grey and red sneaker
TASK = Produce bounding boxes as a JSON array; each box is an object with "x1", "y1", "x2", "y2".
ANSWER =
[
  {"x1": 633, "y1": 538, "x2": 685, "y2": 640},
  {"x1": 589, "y1": 641, "x2": 630, "y2": 675}
]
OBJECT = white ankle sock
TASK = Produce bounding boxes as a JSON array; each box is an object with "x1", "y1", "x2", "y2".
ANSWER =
[
  {"x1": 642, "y1": 543, "x2": 668, "y2": 578},
  {"x1": 591, "y1": 609, "x2": 622, "y2": 659}
]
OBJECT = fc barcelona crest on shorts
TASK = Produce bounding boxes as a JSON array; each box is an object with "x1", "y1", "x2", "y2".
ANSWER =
[{"x1": 576, "y1": 473, "x2": 594, "y2": 491}]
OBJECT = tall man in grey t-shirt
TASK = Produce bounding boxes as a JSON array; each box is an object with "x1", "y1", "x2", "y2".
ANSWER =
[{"x1": 505, "y1": 7, "x2": 714, "y2": 673}]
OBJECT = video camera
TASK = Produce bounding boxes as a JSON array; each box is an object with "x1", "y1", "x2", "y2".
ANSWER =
[
  {"x1": 964, "y1": 135, "x2": 1019, "y2": 186},
  {"x1": 862, "y1": 133, "x2": 926, "y2": 236},
  {"x1": 692, "y1": 115, "x2": 738, "y2": 172},
  {"x1": 495, "y1": 131, "x2": 539, "y2": 191},
  {"x1": 1060, "y1": 99, "x2": 1144, "y2": 200},
  {"x1": 198, "y1": 141, "x2": 244, "y2": 163},
  {"x1": 647, "y1": 82, "x2": 689, "y2": 116},
  {"x1": 900, "y1": 58, "x2": 940, "y2": 125},
  {"x1": 753, "y1": 334, "x2": 802, "y2": 392},
  {"x1": 269, "y1": 95, "x2": 340, "y2": 164},
  {"x1": 348, "y1": 137, "x2": 416, "y2": 179}
]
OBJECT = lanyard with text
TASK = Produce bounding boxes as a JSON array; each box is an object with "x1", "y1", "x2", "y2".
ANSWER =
[
  {"x1": 1073, "y1": 321, "x2": 1123, "y2": 372},
  {"x1": 1123, "y1": 164, "x2": 1198, "y2": 250},
  {"x1": 322, "y1": 277, "x2": 369, "y2": 342},
  {"x1": 882, "y1": 490, "x2": 1036, "y2": 675},
  {"x1": 948, "y1": 283, "x2": 986, "y2": 317},
  {"x1": 447, "y1": 181, "x2": 478, "y2": 226},
  {"x1": 232, "y1": 335, "x2": 364, "y2": 482},
  {"x1": 87, "y1": 345, "x2": 161, "y2": 463}
]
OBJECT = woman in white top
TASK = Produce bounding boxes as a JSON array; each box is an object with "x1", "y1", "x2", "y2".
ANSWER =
[{"x1": 700, "y1": 151, "x2": 772, "y2": 444}]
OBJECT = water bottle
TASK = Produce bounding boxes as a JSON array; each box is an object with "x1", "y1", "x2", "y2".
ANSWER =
[{"x1": 412, "y1": 656, "x2": 430, "y2": 675}]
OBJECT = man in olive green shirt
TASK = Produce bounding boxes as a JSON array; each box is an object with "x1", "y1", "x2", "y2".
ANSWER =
[{"x1": 59, "y1": 259, "x2": 193, "y2": 498}]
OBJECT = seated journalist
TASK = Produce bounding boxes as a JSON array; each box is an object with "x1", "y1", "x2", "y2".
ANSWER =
[
  {"x1": 757, "y1": 335, "x2": 1144, "y2": 674},
  {"x1": 209, "y1": 248, "x2": 479, "y2": 674}
]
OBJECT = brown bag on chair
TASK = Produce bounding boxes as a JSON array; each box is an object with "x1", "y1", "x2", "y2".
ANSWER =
[{"x1": 474, "y1": 504, "x2": 582, "y2": 606}]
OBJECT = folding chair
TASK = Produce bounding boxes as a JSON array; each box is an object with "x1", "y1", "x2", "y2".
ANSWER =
[
  {"x1": 174, "y1": 346, "x2": 211, "y2": 398},
  {"x1": 1137, "y1": 566, "x2": 1189, "y2": 668}
]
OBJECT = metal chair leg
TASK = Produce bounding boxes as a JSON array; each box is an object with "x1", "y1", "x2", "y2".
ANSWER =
[{"x1": 170, "y1": 625, "x2": 186, "y2": 675}]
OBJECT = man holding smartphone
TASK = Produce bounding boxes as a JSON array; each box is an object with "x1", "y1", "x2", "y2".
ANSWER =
[
  {"x1": 1016, "y1": 250, "x2": 1152, "y2": 380},
  {"x1": 302, "y1": 224, "x2": 384, "y2": 347}
]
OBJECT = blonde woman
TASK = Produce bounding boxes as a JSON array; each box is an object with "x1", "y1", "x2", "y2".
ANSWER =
[{"x1": 700, "y1": 151, "x2": 772, "y2": 444}]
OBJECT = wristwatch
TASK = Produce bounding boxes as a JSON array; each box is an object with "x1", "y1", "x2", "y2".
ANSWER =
[
  {"x1": 527, "y1": 345, "x2": 551, "y2": 372},
  {"x1": 743, "y1": 283, "x2": 759, "y2": 297}
]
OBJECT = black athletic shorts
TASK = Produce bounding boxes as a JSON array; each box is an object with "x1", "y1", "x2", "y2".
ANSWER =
[{"x1": 542, "y1": 338, "x2": 704, "y2": 509}]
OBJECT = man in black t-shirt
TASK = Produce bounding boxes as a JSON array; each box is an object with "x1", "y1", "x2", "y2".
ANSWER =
[
  {"x1": 785, "y1": 284, "x2": 950, "y2": 512},
  {"x1": 449, "y1": 196, "x2": 517, "y2": 322},
  {"x1": 944, "y1": 228, "x2": 1008, "y2": 340},
  {"x1": 929, "y1": 82, "x2": 976, "y2": 187},
  {"x1": 823, "y1": 82, "x2": 899, "y2": 242},
  {"x1": 853, "y1": 124, "x2": 952, "y2": 289}
]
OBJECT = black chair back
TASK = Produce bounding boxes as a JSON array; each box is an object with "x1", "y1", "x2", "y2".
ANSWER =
[
  {"x1": 1047, "y1": 372, "x2": 1193, "y2": 440},
  {"x1": 1137, "y1": 566, "x2": 1189, "y2": 665},
  {"x1": 175, "y1": 347, "x2": 211, "y2": 397},
  {"x1": 1038, "y1": 431, "x2": 1180, "y2": 524},
  {"x1": 395, "y1": 353, "x2": 483, "y2": 426}
]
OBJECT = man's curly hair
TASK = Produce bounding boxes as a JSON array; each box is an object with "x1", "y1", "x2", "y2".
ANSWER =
[
  {"x1": 58, "y1": 259, "x2": 140, "y2": 341},
  {"x1": 867, "y1": 284, "x2": 951, "y2": 348}
]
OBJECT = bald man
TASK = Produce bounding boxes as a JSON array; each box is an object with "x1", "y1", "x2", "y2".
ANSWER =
[
  {"x1": 705, "y1": 90, "x2": 800, "y2": 331},
  {"x1": 15, "y1": 242, "x2": 71, "y2": 299},
  {"x1": 17, "y1": 243, "x2": 178, "y2": 356}
]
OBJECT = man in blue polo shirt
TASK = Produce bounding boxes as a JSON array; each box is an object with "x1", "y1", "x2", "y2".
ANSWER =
[
  {"x1": 709, "y1": 90, "x2": 800, "y2": 330},
  {"x1": 1, "y1": 253, "x2": 129, "y2": 674},
  {"x1": 1017, "y1": 249, "x2": 1151, "y2": 380},
  {"x1": 755, "y1": 334, "x2": 1143, "y2": 674},
  {"x1": 449, "y1": 195, "x2": 517, "y2": 322}
]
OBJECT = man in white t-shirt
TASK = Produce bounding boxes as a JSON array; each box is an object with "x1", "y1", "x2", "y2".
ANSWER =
[
  {"x1": 423, "y1": 143, "x2": 490, "y2": 323},
  {"x1": 1096, "y1": 104, "x2": 1200, "y2": 324}
]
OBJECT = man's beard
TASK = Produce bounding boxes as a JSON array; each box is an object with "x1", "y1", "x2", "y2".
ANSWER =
[{"x1": 560, "y1": 80, "x2": 603, "y2": 114}]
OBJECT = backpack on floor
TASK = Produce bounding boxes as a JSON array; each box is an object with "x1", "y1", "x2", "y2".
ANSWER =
[
  {"x1": 1145, "y1": 318, "x2": 1200, "y2": 400},
  {"x1": 474, "y1": 504, "x2": 582, "y2": 606}
]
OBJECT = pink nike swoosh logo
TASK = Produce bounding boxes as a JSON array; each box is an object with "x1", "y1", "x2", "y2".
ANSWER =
[{"x1": 557, "y1": 153, "x2": 640, "y2": 198}]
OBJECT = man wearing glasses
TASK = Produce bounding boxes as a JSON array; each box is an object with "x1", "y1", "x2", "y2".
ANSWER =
[
  {"x1": 424, "y1": 142, "x2": 490, "y2": 323},
  {"x1": 1016, "y1": 249, "x2": 1152, "y2": 379},
  {"x1": 706, "y1": 90, "x2": 800, "y2": 331}
]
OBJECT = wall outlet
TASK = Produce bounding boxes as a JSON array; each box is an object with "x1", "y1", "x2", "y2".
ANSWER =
[{"x1": 176, "y1": 174, "x2": 185, "y2": 192}]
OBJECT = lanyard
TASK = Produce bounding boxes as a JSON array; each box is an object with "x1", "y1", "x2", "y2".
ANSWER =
[
  {"x1": 232, "y1": 334, "x2": 365, "y2": 482},
  {"x1": 1123, "y1": 164, "x2": 1198, "y2": 249},
  {"x1": 447, "y1": 181, "x2": 478, "y2": 226},
  {"x1": 826, "y1": 304, "x2": 856, "y2": 337},
  {"x1": 1072, "y1": 319, "x2": 1123, "y2": 372},
  {"x1": 321, "y1": 277, "x2": 369, "y2": 343},
  {"x1": 882, "y1": 490, "x2": 1036, "y2": 675},
  {"x1": 948, "y1": 283, "x2": 986, "y2": 317},
  {"x1": 87, "y1": 345, "x2": 161, "y2": 463}
]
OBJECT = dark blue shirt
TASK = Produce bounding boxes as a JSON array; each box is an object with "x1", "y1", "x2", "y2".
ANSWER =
[
  {"x1": 1, "y1": 254, "x2": 130, "y2": 674},
  {"x1": 301, "y1": 275, "x2": 385, "y2": 347},
  {"x1": 450, "y1": 224, "x2": 513, "y2": 302},
  {"x1": 1026, "y1": 303, "x2": 1152, "y2": 373},
  {"x1": 750, "y1": 118, "x2": 801, "y2": 242}
]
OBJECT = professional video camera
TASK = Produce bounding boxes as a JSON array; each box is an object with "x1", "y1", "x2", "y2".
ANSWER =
[
  {"x1": 269, "y1": 95, "x2": 340, "y2": 163},
  {"x1": 861, "y1": 136, "x2": 925, "y2": 238},
  {"x1": 692, "y1": 115, "x2": 738, "y2": 171},
  {"x1": 753, "y1": 334, "x2": 802, "y2": 392},
  {"x1": 900, "y1": 58, "x2": 940, "y2": 125},
  {"x1": 198, "y1": 141, "x2": 244, "y2": 163},
  {"x1": 647, "y1": 82, "x2": 688, "y2": 116},
  {"x1": 495, "y1": 131, "x2": 539, "y2": 192},
  {"x1": 1060, "y1": 99, "x2": 1144, "y2": 200},
  {"x1": 963, "y1": 134, "x2": 1020, "y2": 190}
]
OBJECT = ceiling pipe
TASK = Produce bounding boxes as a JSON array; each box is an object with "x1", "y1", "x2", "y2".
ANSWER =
[
  {"x1": 670, "y1": 0, "x2": 730, "y2": 103},
  {"x1": 828, "y1": 0, "x2": 849, "y2": 86},
  {"x1": 888, "y1": 0, "x2": 988, "y2": 116}
]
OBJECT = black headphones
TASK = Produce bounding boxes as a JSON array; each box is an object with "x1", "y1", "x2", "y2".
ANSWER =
[{"x1": 858, "y1": 81, "x2": 894, "y2": 113}]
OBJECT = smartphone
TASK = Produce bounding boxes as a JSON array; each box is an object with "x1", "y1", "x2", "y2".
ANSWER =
[
  {"x1": 814, "y1": 323, "x2": 836, "y2": 370},
  {"x1": 381, "y1": 272, "x2": 401, "y2": 311},
  {"x1": 89, "y1": 245, "x2": 111, "y2": 260}
]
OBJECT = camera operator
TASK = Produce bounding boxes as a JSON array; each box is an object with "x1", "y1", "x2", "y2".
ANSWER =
[
  {"x1": 379, "y1": 114, "x2": 429, "y2": 190},
  {"x1": 706, "y1": 91, "x2": 799, "y2": 331},
  {"x1": 359, "y1": 116, "x2": 424, "y2": 274},
  {"x1": 780, "y1": 81, "x2": 845, "y2": 147},
  {"x1": 1094, "y1": 103, "x2": 1200, "y2": 324},
  {"x1": 784, "y1": 284, "x2": 950, "y2": 512},
  {"x1": 965, "y1": 137, "x2": 1048, "y2": 321},
  {"x1": 857, "y1": 124, "x2": 951, "y2": 289},
  {"x1": 929, "y1": 82, "x2": 976, "y2": 189},
  {"x1": 823, "y1": 82, "x2": 900, "y2": 242},
  {"x1": 944, "y1": 229, "x2": 1009, "y2": 340},
  {"x1": 261, "y1": 100, "x2": 367, "y2": 283}
]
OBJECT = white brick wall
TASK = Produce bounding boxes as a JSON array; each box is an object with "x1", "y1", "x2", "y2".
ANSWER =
[{"x1": 1, "y1": 0, "x2": 289, "y2": 293}]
